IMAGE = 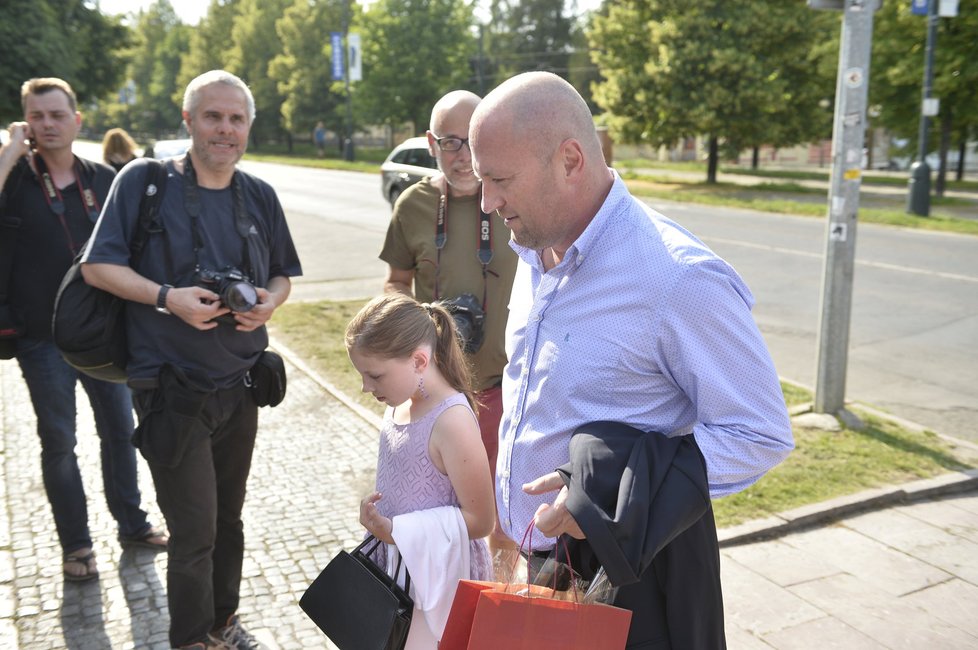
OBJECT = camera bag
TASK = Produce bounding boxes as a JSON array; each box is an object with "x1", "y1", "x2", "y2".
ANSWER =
[
  {"x1": 52, "y1": 160, "x2": 167, "y2": 382},
  {"x1": 247, "y1": 349, "x2": 287, "y2": 407}
]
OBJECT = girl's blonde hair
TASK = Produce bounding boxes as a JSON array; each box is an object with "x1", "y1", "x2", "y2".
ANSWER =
[{"x1": 345, "y1": 293, "x2": 476, "y2": 411}]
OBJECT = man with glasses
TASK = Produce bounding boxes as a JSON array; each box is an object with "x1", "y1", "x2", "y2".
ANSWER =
[{"x1": 379, "y1": 90, "x2": 518, "y2": 565}]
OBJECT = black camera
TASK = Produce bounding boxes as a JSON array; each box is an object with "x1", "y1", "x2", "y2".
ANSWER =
[
  {"x1": 439, "y1": 293, "x2": 486, "y2": 354},
  {"x1": 195, "y1": 266, "x2": 258, "y2": 323}
]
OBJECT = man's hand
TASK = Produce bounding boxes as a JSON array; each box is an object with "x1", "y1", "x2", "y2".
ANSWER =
[
  {"x1": 231, "y1": 286, "x2": 277, "y2": 332},
  {"x1": 359, "y1": 492, "x2": 394, "y2": 544},
  {"x1": 523, "y1": 471, "x2": 585, "y2": 540},
  {"x1": 166, "y1": 286, "x2": 229, "y2": 330}
]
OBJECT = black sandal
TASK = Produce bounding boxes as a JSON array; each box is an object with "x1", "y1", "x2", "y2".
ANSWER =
[
  {"x1": 119, "y1": 525, "x2": 169, "y2": 551},
  {"x1": 63, "y1": 550, "x2": 99, "y2": 582}
]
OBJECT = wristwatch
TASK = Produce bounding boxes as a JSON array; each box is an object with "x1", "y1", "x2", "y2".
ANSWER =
[{"x1": 156, "y1": 284, "x2": 173, "y2": 315}]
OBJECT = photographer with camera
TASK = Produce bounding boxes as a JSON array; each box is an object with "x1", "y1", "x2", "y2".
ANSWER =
[
  {"x1": 380, "y1": 90, "x2": 517, "y2": 564},
  {"x1": 81, "y1": 70, "x2": 302, "y2": 650},
  {"x1": 0, "y1": 78, "x2": 168, "y2": 585}
]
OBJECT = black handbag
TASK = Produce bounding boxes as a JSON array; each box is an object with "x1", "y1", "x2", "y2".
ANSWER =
[{"x1": 300, "y1": 535, "x2": 414, "y2": 650}]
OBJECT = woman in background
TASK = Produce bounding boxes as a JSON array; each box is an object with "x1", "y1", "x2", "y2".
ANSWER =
[{"x1": 101, "y1": 127, "x2": 138, "y2": 172}]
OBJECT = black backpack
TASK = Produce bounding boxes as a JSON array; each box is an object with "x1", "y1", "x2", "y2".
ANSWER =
[{"x1": 52, "y1": 160, "x2": 167, "y2": 382}]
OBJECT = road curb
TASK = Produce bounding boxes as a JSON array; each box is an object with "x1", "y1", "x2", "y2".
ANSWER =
[{"x1": 718, "y1": 468, "x2": 978, "y2": 547}]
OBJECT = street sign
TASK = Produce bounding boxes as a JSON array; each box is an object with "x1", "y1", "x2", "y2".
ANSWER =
[
  {"x1": 939, "y1": 0, "x2": 959, "y2": 17},
  {"x1": 911, "y1": 0, "x2": 929, "y2": 16},
  {"x1": 922, "y1": 97, "x2": 940, "y2": 116},
  {"x1": 331, "y1": 32, "x2": 344, "y2": 81},
  {"x1": 348, "y1": 33, "x2": 361, "y2": 82}
]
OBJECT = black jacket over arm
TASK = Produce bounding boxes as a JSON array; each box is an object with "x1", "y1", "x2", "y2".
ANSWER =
[{"x1": 556, "y1": 421, "x2": 726, "y2": 650}]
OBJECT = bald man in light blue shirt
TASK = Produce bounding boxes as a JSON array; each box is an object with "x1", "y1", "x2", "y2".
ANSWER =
[{"x1": 471, "y1": 71, "x2": 793, "y2": 649}]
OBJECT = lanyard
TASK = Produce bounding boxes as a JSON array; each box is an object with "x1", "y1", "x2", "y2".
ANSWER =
[
  {"x1": 181, "y1": 153, "x2": 252, "y2": 278},
  {"x1": 32, "y1": 153, "x2": 100, "y2": 255},
  {"x1": 433, "y1": 189, "x2": 494, "y2": 310}
]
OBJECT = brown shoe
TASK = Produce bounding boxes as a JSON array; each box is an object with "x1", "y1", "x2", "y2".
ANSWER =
[
  {"x1": 119, "y1": 524, "x2": 169, "y2": 551},
  {"x1": 177, "y1": 634, "x2": 233, "y2": 649}
]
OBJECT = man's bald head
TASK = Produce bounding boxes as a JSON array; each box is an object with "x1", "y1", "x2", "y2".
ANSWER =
[
  {"x1": 429, "y1": 90, "x2": 481, "y2": 133},
  {"x1": 471, "y1": 72, "x2": 603, "y2": 164}
]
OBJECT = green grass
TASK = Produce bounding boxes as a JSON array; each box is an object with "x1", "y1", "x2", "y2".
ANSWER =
[
  {"x1": 622, "y1": 176, "x2": 978, "y2": 235},
  {"x1": 270, "y1": 298, "x2": 976, "y2": 529}
]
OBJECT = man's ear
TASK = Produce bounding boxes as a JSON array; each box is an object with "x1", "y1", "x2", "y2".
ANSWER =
[
  {"x1": 182, "y1": 111, "x2": 191, "y2": 131},
  {"x1": 559, "y1": 138, "x2": 586, "y2": 181}
]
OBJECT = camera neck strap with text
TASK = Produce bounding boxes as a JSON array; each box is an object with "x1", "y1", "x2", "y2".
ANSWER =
[
  {"x1": 433, "y1": 188, "x2": 495, "y2": 311},
  {"x1": 32, "y1": 152, "x2": 101, "y2": 256},
  {"x1": 181, "y1": 152, "x2": 253, "y2": 281}
]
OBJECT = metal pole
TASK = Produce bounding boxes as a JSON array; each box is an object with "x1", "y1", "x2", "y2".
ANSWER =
[
  {"x1": 813, "y1": 0, "x2": 877, "y2": 414},
  {"x1": 343, "y1": 0, "x2": 354, "y2": 162},
  {"x1": 907, "y1": 0, "x2": 937, "y2": 215}
]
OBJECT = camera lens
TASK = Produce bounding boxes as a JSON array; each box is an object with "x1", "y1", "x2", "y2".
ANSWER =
[{"x1": 223, "y1": 282, "x2": 258, "y2": 312}]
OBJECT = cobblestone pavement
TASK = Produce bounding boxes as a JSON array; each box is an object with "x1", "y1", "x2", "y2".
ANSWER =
[{"x1": 1, "y1": 349, "x2": 977, "y2": 649}]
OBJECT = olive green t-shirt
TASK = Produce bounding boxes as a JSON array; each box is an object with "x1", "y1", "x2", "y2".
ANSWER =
[{"x1": 380, "y1": 177, "x2": 517, "y2": 390}]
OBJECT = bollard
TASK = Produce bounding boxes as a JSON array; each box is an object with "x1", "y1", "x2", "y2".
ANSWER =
[{"x1": 906, "y1": 160, "x2": 931, "y2": 216}]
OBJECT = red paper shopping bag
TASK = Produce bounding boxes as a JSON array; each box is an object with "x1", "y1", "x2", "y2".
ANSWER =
[{"x1": 440, "y1": 579, "x2": 632, "y2": 650}]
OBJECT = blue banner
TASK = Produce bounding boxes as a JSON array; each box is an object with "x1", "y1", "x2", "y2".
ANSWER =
[
  {"x1": 911, "y1": 0, "x2": 929, "y2": 16},
  {"x1": 331, "y1": 32, "x2": 344, "y2": 80}
]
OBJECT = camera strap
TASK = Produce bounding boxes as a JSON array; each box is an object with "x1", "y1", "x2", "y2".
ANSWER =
[
  {"x1": 32, "y1": 152, "x2": 101, "y2": 255},
  {"x1": 182, "y1": 153, "x2": 252, "y2": 280},
  {"x1": 433, "y1": 189, "x2": 494, "y2": 312}
]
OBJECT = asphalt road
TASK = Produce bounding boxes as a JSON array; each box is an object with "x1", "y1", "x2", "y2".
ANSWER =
[{"x1": 72, "y1": 145, "x2": 978, "y2": 443}]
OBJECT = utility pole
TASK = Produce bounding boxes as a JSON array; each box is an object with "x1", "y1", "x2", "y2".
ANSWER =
[{"x1": 808, "y1": 0, "x2": 879, "y2": 415}]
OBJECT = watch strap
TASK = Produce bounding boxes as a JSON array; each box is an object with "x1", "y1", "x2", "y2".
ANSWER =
[{"x1": 156, "y1": 284, "x2": 173, "y2": 314}]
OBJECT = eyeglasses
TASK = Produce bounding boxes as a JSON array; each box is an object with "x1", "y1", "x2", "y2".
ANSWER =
[{"x1": 432, "y1": 134, "x2": 469, "y2": 152}]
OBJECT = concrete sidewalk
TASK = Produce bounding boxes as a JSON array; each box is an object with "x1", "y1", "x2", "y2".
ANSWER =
[{"x1": 1, "y1": 347, "x2": 976, "y2": 649}]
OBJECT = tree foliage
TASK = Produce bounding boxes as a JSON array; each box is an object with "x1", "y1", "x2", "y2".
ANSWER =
[
  {"x1": 871, "y1": 2, "x2": 978, "y2": 187},
  {"x1": 589, "y1": 0, "x2": 835, "y2": 182},
  {"x1": 0, "y1": 0, "x2": 130, "y2": 122},
  {"x1": 126, "y1": 0, "x2": 190, "y2": 138},
  {"x1": 357, "y1": 0, "x2": 477, "y2": 135},
  {"x1": 269, "y1": 0, "x2": 353, "y2": 147}
]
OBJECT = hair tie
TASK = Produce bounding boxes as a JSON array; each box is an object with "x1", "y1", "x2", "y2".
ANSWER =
[{"x1": 421, "y1": 302, "x2": 435, "y2": 316}]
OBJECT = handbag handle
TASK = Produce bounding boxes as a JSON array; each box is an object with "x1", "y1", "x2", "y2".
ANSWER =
[{"x1": 356, "y1": 534, "x2": 412, "y2": 594}]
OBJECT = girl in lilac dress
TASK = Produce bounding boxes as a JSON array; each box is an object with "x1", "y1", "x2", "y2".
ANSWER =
[{"x1": 345, "y1": 293, "x2": 494, "y2": 648}]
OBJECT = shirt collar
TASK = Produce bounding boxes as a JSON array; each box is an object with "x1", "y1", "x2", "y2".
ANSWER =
[{"x1": 509, "y1": 170, "x2": 630, "y2": 272}]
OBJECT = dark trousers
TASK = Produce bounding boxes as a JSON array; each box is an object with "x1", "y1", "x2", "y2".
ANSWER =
[{"x1": 136, "y1": 381, "x2": 258, "y2": 647}]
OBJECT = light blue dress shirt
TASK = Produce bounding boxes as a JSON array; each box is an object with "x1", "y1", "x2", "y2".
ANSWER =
[{"x1": 497, "y1": 174, "x2": 793, "y2": 545}]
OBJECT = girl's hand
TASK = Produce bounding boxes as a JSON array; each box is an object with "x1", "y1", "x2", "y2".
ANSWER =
[{"x1": 359, "y1": 491, "x2": 394, "y2": 544}]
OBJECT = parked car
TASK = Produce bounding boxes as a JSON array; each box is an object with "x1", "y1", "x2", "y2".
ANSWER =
[
  {"x1": 146, "y1": 137, "x2": 191, "y2": 160},
  {"x1": 380, "y1": 136, "x2": 437, "y2": 206}
]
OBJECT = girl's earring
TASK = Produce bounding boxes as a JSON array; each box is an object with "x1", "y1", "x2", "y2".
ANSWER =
[{"x1": 417, "y1": 375, "x2": 430, "y2": 400}]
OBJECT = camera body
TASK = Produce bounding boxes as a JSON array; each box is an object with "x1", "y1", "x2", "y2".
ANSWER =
[
  {"x1": 195, "y1": 266, "x2": 258, "y2": 324},
  {"x1": 439, "y1": 293, "x2": 486, "y2": 354}
]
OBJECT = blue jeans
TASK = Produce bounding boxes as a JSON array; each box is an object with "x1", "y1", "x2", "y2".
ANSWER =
[{"x1": 15, "y1": 338, "x2": 150, "y2": 554}]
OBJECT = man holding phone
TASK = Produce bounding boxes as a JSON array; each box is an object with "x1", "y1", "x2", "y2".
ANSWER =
[{"x1": 0, "y1": 78, "x2": 167, "y2": 584}]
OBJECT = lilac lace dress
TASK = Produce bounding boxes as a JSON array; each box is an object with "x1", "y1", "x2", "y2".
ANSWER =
[{"x1": 370, "y1": 392, "x2": 492, "y2": 580}]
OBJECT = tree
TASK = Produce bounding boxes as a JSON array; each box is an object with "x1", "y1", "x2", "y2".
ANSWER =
[
  {"x1": 484, "y1": 0, "x2": 575, "y2": 82},
  {"x1": 589, "y1": 0, "x2": 835, "y2": 182},
  {"x1": 871, "y1": 2, "x2": 978, "y2": 189},
  {"x1": 0, "y1": 0, "x2": 130, "y2": 122},
  {"x1": 175, "y1": 0, "x2": 242, "y2": 97},
  {"x1": 225, "y1": 0, "x2": 292, "y2": 148},
  {"x1": 358, "y1": 0, "x2": 476, "y2": 136},
  {"x1": 127, "y1": 0, "x2": 190, "y2": 138},
  {"x1": 269, "y1": 0, "x2": 351, "y2": 151}
]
